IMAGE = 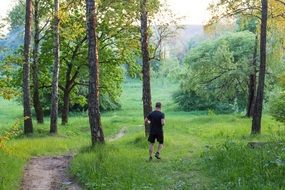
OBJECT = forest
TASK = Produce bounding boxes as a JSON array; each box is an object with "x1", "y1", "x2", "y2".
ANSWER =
[{"x1": 0, "y1": 0, "x2": 285, "y2": 189}]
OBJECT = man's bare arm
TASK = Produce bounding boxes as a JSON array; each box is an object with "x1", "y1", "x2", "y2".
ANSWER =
[
  {"x1": 161, "y1": 119, "x2": 165, "y2": 126},
  {"x1": 145, "y1": 117, "x2": 150, "y2": 124}
]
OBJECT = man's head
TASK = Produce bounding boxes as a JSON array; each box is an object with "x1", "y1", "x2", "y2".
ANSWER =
[{"x1": 155, "y1": 102, "x2": 162, "y2": 110}]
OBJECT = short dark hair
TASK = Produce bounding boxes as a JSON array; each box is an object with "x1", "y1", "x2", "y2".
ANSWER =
[{"x1": 155, "y1": 102, "x2": 162, "y2": 108}]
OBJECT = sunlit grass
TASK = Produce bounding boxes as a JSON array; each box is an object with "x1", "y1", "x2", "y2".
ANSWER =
[{"x1": 1, "y1": 80, "x2": 285, "y2": 189}]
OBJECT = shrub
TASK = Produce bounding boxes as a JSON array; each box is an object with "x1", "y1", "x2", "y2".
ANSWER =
[
  {"x1": 269, "y1": 92, "x2": 285, "y2": 122},
  {"x1": 173, "y1": 90, "x2": 235, "y2": 113}
]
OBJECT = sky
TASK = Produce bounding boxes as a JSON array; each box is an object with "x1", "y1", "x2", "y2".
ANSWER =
[
  {"x1": 166, "y1": 0, "x2": 212, "y2": 25},
  {"x1": 0, "y1": 0, "x2": 212, "y2": 25},
  {"x1": 0, "y1": 0, "x2": 16, "y2": 19}
]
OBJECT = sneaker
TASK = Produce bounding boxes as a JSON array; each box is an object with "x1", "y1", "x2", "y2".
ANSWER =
[
  {"x1": 149, "y1": 156, "x2": 153, "y2": 161},
  {"x1": 155, "y1": 152, "x2": 161, "y2": 159}
]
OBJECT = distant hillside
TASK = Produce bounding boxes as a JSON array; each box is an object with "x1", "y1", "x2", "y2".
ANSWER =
[
  {"x1": 0, "y1": 27, "x2": 24, "y2": 60},
  {"x1": 162, "y1": 25, "x2": 205, "y2": 61},
  {"x1": 176, "y1": 24, "x2": 204, "y2": 42}
]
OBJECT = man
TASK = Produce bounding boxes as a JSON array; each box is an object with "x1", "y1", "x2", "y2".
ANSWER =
[{"x1": 145, "y1": 102, "x2": 165, "y2": 160}]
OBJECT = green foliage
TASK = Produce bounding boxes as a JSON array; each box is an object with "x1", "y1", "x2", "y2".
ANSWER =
[
  {"x1": 0, "y1": 52, "x2": 22, "y2": 100},
  {"x1": 269, "y1": 70, "x2": 285, "y2": 122},
  {"x1": 269, "y1": 92, "x2": 285, "y2": 122},
  {"x1": 7, "y1": 2, "x2": 25, "y2": 30},
  {"x1": 173, "y1": 90, "x2": 235, "y2": 113},
  {"x1": 175, "y1": 31, "x2": 256, "y2": 112},
  {"x1": 151, "y1": 57, "x2": 186, "y2": 81},
  {"x1": 100, "y1": 94, "x2": 121, "y2": 111}
]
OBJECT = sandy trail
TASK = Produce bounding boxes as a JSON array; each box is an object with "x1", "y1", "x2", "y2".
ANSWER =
[
  {"x1": 109, "y1": 128, "x2": 126, "y2": 142},
  {"x1": 21, "y1": 155, "x2": 81, "y2": 190}
]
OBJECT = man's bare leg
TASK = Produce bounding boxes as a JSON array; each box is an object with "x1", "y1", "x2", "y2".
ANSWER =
[
  {"x1": 155, "y1": 143, "x2": 163, "y2": 159},
  {"x1": 157, "y1": 143, "x2": 163, "y2": 153},
  {"x1": 149, "y1": 143, "x2": 154, "y2": 159}
]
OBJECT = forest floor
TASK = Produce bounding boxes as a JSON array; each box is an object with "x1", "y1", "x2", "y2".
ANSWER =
[{"x1": 22, "y1": 155, "x2": 81, "y2": 190}]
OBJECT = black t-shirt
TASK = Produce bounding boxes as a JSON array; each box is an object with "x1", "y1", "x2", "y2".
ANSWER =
[{"x1": 147, "y1": 110, "x2": 165, "y2": 134}]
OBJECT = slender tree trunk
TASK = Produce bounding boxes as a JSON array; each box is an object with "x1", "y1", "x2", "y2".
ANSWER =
[
  {"x1": 32, "y1": 0, "x2": 44, "y2": 124},
  {"x1": 86, "y1": 0, "x2": 104, "y2": 145},
  {"x1": 246, "y1": 35, "x2": 258, "y2": 118},
  {"x1": 50, "y1": 0, "x2": 60, "y2": 133},
  {"x1": 140, "y1": 0, "x2": 152, "y2": 137},
  {"x1": 23, "y1": 0, "x2": 33, "y2": 134},
  {"x1": 61, "y1": 64, "x2": 72, "y2": 125},
  {"x1": 251, "y1": 0, "x2": 268, "y2": 134}
]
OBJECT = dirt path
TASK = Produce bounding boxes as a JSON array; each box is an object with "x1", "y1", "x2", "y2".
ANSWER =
[
  {"x1": 22, "y1": 155, "x2": 81, "y2": 190},
  {"x1": 109, "y1": 128, "x2": 126, "y2": 142}
]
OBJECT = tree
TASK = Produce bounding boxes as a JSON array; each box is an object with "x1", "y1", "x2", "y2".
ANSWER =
[
  {"x1": 251, "y1": 0, "x2": 268, "y2": 134},
  {"x1": 236, "y1": 16, "x2": 259, "y2": 117},
  {"x1": 141, "y1": 0, "x2": 152, "y2": 136},
  {"x1": 246, "y1": 34, "x2": 258, "y2": 117},
  {"x1": 23, "y1": 0, "x2": 33, "y2": 134},
  {"x1": 176, "y1": 32, "x2": 256, "y2": 112},
  {"x1": 50, "y1": 0, "x2": 60, "y2": 133},
  {"x1": 86, "y1": 0, "x2": 104, "y2": 144},
  {"x1": 32, "y1": 0, "x2": 44, "y2": 124},
  {"x1": 208, "y1": 0, "x2": 285, "y2": 133},
  {"x1": 4, "y1": 0, "x2": 161, "y2": 128}
]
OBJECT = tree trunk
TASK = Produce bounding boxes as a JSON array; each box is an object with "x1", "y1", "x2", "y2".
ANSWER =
[
  {"x1": 61, "y1": 64, "x2": 72, "y2": 125},
  {"x1": 32, "y1": 0, "x2": 44, "y2": 124},
  {"x1": 61, "y1": 37, "x2": 86, "y2": 125},
  {"x1": 246, "y1": 35, "x2": 258, "y2": 118},
  {"x1": 251, "y1": 0, "x2": 268, "y2": 134},
  {"x1": 86, "y1": 0, "x2": 104, "y2": 145},
  {"x1": 61, "y1": 89, "x2": 69, "y2": 125},
  {"x1": 23, "y1": 0, "x2": 33, "y2": 134},
  {"x1": 50, "y1": 0, "x2": 60, "y2": 133},
  {"x1": 140, "y1": 0, "x2": 152, "y2": 137}
]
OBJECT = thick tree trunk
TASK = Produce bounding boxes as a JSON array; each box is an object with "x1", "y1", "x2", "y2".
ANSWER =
[
  {"x1": 246, "y1": 35, "x2": 258, "y2": 118},
  {"x1": 23, "y1": 0, "x2": 33, "y2": 134},
  {"x1": 251, "y1": 0, "x2": 268, "y2": 134},
  {"x1": 32, "y1": 0, "x2": 44, "y2": 124},
  {"x1": 61, "y1": 64, "x2": 71, "y2": 125},
  {"x1": 86, "y1": 0, "x2": 104, "y2": 145},
  {"x1": 61, "y1": 89, "x2": 70, "y2": 125},
  {"x1": 50, "y1": 0, "x2": 60, "y2": 133},
  {"x1": 140, "y1": 0, "x2": 152, "y2": 137}
]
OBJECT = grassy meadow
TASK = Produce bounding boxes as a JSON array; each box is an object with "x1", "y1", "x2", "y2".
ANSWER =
[{"x1": 1, "y1": 80, "x2": 285, "y2": 189}]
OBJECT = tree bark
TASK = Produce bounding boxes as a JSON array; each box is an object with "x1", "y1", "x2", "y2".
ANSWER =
[
  {"x1": 61, "y1": 64, "x2": 72, "y2": 125},
  {"x1": 251, "y1": 0, "x2": 268, "y2": 134},
  {"x1": 140, "y1": 0, "x2": 152, "y2": 137},
  {"x1": 32, "y1": 0, "x2": 44, "y2": 124},
  {"x1": 246, "y1": 35, "x2": 258, "y2": 118},
  {"x1": 50, "y1": 0, "x2": 60, "y2": 133},
  {"x1": 23, "y1": 0, "x2": 33, "y2": 134},
  {"x1": 61, "y1": 89, "x2": 70, "y2": 125},
  {"x1": 86, "y1": 0, "x2": 104, "y2": 145}
]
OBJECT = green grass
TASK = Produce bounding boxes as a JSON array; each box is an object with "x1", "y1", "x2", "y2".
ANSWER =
[
  {"x1": 1, "y1": 80, "x2": 285, "y2": 189},
  {"x1": 0, "y1": 97, "x2": 22, "y2": 130}
]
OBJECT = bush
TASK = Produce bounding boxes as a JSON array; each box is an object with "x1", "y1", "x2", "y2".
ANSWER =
[
  {"x1": 269, "y1": 92, "x2": 285, "y2": 122},
  {"x1": 173, "y1": 90, "x2": 235, "y2": 113}
]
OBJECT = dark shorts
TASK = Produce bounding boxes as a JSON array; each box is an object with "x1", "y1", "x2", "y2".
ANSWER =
[{"x1": 148, "y1": 133, "x2": 164, "y2": 144}]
